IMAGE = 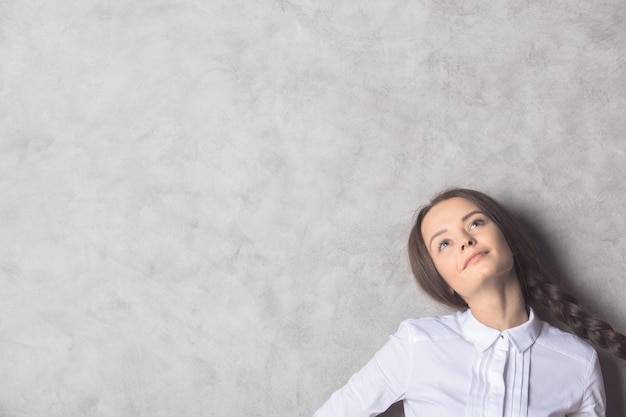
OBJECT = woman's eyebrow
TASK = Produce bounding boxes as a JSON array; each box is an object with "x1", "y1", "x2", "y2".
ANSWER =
[
  {"x1": 461, "y1": 210, "x2": 483, "y2": 221},
  {"x1": 428, "y1": 229, "x2": 447, "y2": 247},
  {"x1": 427, "y1": 210, "x2": 485, "y2": 247}
]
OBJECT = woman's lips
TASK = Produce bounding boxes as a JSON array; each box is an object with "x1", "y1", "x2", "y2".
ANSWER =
[{"x1": 463, "y1": 251, "x2": 487, "y2": 269}]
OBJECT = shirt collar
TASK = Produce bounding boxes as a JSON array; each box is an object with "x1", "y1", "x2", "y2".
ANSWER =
[{"x1": 459, "y1": 308, "x2": 542, "y2": 353}]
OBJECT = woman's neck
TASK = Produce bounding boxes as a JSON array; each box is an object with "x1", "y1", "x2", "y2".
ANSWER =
[{"x1": 465, "y1": 275, "x2": 528, "y2": 331}]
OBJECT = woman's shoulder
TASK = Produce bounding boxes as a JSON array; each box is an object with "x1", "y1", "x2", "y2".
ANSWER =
[
  {"x1": 395, "y1": 311, "x2": 466, "y2": 342},
  {"x1": 535, "y1": 321, "x2": 598, "y2": 363}
]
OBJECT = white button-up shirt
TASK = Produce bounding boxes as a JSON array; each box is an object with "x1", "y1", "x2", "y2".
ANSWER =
[{"x1": 314, "y1": 310, "x2": 605, "y2": 417}]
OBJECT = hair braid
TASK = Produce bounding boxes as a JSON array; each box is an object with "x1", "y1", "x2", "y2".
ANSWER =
[{"x1": 525, "y1": 277, "x2": 626, "y2": 359}]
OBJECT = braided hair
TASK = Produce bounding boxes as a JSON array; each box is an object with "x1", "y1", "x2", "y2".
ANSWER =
[{"x1": 408, "y1": 188, "x2": 626, "y2": 360}]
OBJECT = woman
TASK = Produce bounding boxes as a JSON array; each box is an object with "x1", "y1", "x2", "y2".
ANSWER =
[{"x1": 313, "y1": 188, "x2": 625, "y2": 417}]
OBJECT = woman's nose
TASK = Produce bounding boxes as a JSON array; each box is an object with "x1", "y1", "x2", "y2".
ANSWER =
[{"x1": 461, "y1": 237, "x2": 476, "y2": 251}]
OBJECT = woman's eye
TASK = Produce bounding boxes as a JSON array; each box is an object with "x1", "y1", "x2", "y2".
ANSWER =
[
  {"x1": 469, "y1": 218, "x2": 484, "y2": 229},
  {"x1": 438, "y1": 240, "x2": 450, "y2": 251}
]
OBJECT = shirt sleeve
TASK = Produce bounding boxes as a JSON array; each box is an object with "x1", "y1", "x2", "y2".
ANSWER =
[
  {"x1": 568, "y1": 351, "x2": 606, "y2": 417},
  {"x1": 313, "y1": 321, "x2": 414, "y2": 417}
]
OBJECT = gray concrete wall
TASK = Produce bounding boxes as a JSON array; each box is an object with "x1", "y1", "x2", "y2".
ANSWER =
[{"x1": 1, "y1": 1, "x2": 625, "y2": 416}]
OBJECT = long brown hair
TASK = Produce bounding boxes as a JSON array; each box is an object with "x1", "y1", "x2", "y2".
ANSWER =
[{"x1": 408, "y1": 188, "x2": 626, "y2": 360}]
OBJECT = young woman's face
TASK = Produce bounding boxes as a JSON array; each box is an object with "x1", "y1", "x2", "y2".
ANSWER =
[{"x1": 421, "y1": 197, "x2": 516, "y2": 300}]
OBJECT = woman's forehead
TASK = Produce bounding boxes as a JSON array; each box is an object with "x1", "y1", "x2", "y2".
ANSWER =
[{"x1": 421, "y1": 197, "x2": 481, "y2": 235}]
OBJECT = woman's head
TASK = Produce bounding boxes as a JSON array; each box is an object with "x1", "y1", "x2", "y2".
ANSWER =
[
  {"x1": 408, "y1": 188, "x2": 539, "y2": 308},
  {"x1": 408, "y1": 188, "x2": 626, "y2": 359}
]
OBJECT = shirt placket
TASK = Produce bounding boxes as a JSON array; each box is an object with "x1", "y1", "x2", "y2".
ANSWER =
[
  {"x1": 506, "y1": 345, "x2": 530, "y2": 417},
  {"x1": 488, "y1": 335, "x2": 510, "y2": 417},
  {"x1": 469, "y1": 334, "x2": 510, "y2": 417}
]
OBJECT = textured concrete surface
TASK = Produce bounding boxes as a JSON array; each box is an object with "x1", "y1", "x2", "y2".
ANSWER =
[{"x1": 1, "y1": 1, "x2": 625, "y2": 416}]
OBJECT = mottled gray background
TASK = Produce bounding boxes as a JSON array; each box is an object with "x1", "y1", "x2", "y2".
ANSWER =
[{"x1": 1, "y1": 1, "x2": 625, "y2": 416}]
